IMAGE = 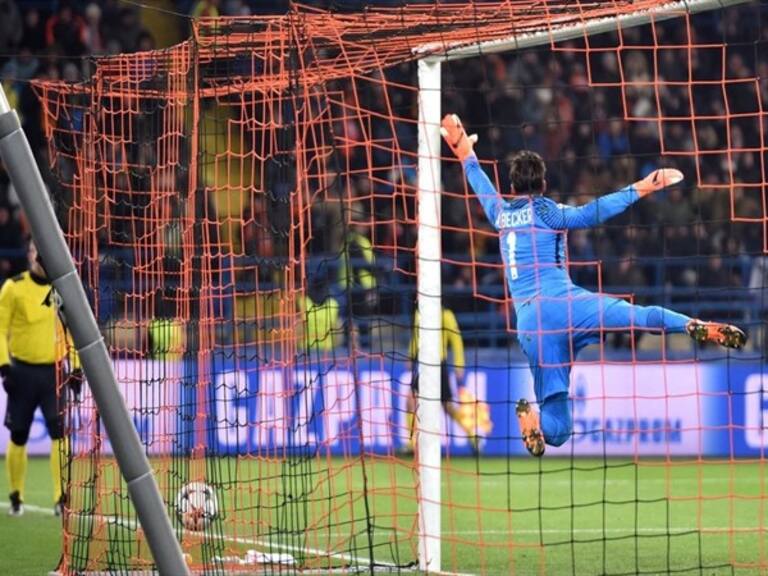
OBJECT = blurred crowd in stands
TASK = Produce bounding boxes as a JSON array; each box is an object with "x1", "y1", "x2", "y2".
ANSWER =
[
  {"x1": 0, "y1": 0, "x2": 160, "y2": 277},
  {"x1": 0, "y1": 0, "x2": 254, "y2": 278},
  {"x1": 0, "y1": 0, "x2": 765, "y2": 351}
]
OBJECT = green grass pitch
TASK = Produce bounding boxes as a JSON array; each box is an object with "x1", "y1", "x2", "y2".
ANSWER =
[
  {"x1": 1, "y1": 457, "x2": 766, "y2": 575},
  {"x1": 0, "y1": 457, "x2": 62, "y2": 575}
]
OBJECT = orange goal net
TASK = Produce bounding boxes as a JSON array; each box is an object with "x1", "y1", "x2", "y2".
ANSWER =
[{"x1": 33, "y1": 1, "x2": 768, "y2": 573}]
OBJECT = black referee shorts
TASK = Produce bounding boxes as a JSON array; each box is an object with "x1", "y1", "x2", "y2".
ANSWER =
[
  {"x1": 3, "y1": 360, "x2": 64, "y2": 440},
  {"x1": 410, "y1": 362, "x2": 453, "y2": 403}
]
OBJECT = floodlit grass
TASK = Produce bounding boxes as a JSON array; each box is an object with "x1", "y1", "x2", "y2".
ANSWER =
[
  {"x1": 1, "y1": 457, "x2": 766, "y2": 575},
  {"x1": 0, "y1": 457, "x2": 62, "y2": 576}
]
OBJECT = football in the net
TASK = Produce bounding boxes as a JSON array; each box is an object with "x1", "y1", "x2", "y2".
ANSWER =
[{"x1": 176, "y1": 482, "x2": 219, "y2": 531}]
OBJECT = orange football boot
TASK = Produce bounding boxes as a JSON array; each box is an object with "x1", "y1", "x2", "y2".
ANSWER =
[{"x1": 516, "y1": 399, "x2": 545, "y2": 457}]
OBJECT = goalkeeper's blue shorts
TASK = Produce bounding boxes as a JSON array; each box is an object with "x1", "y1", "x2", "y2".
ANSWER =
[{"x1": 516, "y1": 288, "x2": 690, "y2": 402}]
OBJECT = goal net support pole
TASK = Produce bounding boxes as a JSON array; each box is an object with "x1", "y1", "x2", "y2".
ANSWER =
[
  {"x1": 417, "y1": 57, "x2": 443, "y2": 574},
  {"x1": 0, "y1": 87, "x2": 190, "y2": 576}
]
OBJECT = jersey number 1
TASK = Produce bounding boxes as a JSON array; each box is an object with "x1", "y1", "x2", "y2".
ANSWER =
[{"x1": 505, "y1": 231, "x2": 518, "y2": 280}]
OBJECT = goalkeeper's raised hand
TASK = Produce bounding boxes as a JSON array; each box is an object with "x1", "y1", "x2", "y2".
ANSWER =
[
  {"x1": 440, "y1": 114, "x2": 478, "y2": 162},
  {"x1": 633, "y1": 168, "x2": 684, "y2": 198}
]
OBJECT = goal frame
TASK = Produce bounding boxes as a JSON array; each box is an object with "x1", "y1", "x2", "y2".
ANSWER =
[{"x1": 0, "y1": 0, "x2": 756, "y2": 572}]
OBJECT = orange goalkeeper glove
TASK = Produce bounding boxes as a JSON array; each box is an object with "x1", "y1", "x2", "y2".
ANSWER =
[
  {"x1": 633, "y1": 168, "x2": 684, "y2": 198},
  {"x1": 440, "y1": 114, "x2": 478, "y2": 162}
]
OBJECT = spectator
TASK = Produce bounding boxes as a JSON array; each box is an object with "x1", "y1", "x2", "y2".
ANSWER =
[
  {"x1": 0, "y1": 47, "x2": 38, "y2": 120},
  {"x1": 148, "y1": 290, "x2": 186, "y2": 361},
  {"x1": 224, "y1": 0, "x2": 251, "y2": 16},
  {"x1": 19, "y1": 8, "x2": 45, "y2": 53},
  {"x1": 604, "y1": 252, "x2": 649, "y2": 348},
  {"x1": 448, "y1": 267, "x2": 474, "y2": 314},
  {"x1": 83, "y1": 3, "x2": 104, "y2": 54},
  {"x1": 45, "y1": 2, "x2": 87, "y2": 57},
  {"x1": 338, "y1": 205, "x2": 378, "y2": 346},
  {"x1": 748, "y1": 255, "x2": 768, "y2": 350},
  {"x1": 61, "y1": 61, "x2": 80, "y2": 84},
  {"x1": 606, "y1": 252, "x2": 648, "y2": 293},
  {"x1": 300, "y1": 274, "x2": 342, "y2": 359},
  {"x1": 339, "y1": 206, "x2": 377, "y2": 299},
  {"x1": 0, "y1": 0, "x2": 22, "y2": 53},
  {"x1": 662, "y1": 186, "x2": 694, "y2": 227},
  {"x1": 114, "y1": 7, "x2": 144, "y2": 53},
  {"x1": 137, "y1": 31, "x2": 156, "y2": 53},
  {"x1": 100, "y1": 0, "x2": 123, "y2": 41},
  {"x1": 598, "y1": 118, "x2": 630, "y2": 159},
  {"x1": 104, "y1": 37, "x2": 123, "y2": 56},
  {"x1": 1, "y1": 47, "x2": 39, "y2": 86},
  {"x1": 191, "y1": 0, "x2": 221, "y2": 19},
  {"x1": 0, "y1": 203, "x2": 22, "y2": 279},
  {"x1": 698, "y1": 254, "x2": 743, "y2": 321},
  {"x1": 568, "y1": 229, "x2": 598, "y2": 288}
]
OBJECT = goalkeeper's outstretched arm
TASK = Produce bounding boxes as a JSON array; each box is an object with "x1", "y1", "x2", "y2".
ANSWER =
[
  {"x1": 540, "y1": 168, "x2": 684, "y2": 230},
  {"x1": 440, "y1": 112, "x2": 683, "y2": 231}
]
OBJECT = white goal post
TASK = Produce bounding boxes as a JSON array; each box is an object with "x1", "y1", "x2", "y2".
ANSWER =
[{"x1": 414, "y1": 0, "x2": 750, "y2": 572}]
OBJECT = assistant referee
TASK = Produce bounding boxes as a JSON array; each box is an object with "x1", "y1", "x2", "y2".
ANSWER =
[{"x1": 0, "y1": 240, "x2": 80, "y2": 517}]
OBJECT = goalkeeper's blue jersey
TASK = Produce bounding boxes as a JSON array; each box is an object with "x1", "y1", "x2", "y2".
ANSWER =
[{"x1": 462, "y1": 156, "x2": 640, "y2": 306}]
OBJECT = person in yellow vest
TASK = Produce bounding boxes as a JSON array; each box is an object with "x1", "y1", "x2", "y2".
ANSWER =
[
  {"x1": 407, "y1": 306, "x2": 492, "y2": 453},
  {"x1": 148, "y1": 318, "x2": 186, "y2": 361},
  {"x1": 339, "y1": 216, "x2": 377, "y2": 313},
  {"x1": 300, "y1": 277, "x2": 341, "y2": 358},
  {"x1": 339, "y1": 228, "x2": 376, "y2": 291},
  {"x1": 147, "y1": 289, "x2": 186, "y2": 361},
  {"x1": 0, "y1": 240, "x2": 81, "y2": 516},
  {"x1": 339, "y1": 211, "x2": 378, "y2": 348},
  {"x1": 190, "y1": 0, "x2": 220, "y2": 19}
]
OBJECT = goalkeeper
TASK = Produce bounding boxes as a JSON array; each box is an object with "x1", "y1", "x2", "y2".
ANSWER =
[
  {"x1": 440, "y1": 114, "x2": 746, "y2": 457},
  {"x1": 1, "y1": 240, "x2": 81, "y2": 516}
]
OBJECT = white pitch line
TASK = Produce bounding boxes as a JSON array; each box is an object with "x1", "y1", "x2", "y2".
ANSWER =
[
  {"x1": 187, "y1": 528, "x2": 401, "y2": 570},
  {"x1": 0, "y1": 501, "x2": 55, "y2": 515},
  {"x1": 0, "y1": 501, "x2": 402, "y2": 570}
]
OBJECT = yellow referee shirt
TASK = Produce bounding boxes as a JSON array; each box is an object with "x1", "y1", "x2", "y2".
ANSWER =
[{"x1": 0, "y1": 271, "x2": 71, "y2": 366}]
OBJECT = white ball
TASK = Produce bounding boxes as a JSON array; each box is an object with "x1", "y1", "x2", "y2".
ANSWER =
[{"x1": 176, "y1": 482, "x2": 219, "y2": 531}]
